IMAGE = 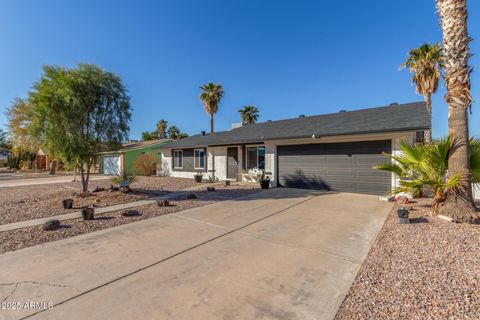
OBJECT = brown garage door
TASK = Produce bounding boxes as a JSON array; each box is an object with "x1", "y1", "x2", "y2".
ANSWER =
[{"x1": 277, "y1": 140, "x2": 391, "y2": 195}]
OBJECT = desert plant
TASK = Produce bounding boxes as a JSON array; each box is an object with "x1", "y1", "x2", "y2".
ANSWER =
[
  {"x1": 112, "y1": 169, "x2": 137, "y2": 187},
  {"x1": 134, "y1": 153, "x2": 157, "y2": 176},
  {"x1": 375, "y1": 137, "x2": 480, "y2": 214}
]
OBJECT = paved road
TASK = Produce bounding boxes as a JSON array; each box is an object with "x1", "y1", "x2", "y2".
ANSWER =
[
  {"x1": 0, "y1": 188, "x2": 391, "y2": 320},
  {"x1": 0, "y1": 175, "x2": 110, "y2": 188}
]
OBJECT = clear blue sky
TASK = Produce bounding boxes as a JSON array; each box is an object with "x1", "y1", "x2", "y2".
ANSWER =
[{"x1": 0, "y1": 0, "x2": 479, "y2": 139}]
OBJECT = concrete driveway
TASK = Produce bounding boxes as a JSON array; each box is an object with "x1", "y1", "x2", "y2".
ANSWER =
[{"x1": 0, "y1": 188, "x2": 391, "y2": 320}]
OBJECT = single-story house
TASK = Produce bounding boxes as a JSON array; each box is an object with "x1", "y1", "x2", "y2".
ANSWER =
[
  {"x1": 98, "y1": 139, "x2": 171, "y2": 175},
  {"x1": 159, "y1": 102, "x2": 432, "y2": 195}
]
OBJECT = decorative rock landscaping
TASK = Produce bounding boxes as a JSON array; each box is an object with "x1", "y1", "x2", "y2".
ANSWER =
[{"x1": 335, "y1": 198, "x2": 480, "y2": 320}]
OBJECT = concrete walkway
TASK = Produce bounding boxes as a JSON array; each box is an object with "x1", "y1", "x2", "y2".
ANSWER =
[
  {"x1": 0, "y1": 175, "x2": 109, "y2": 188},
  {"x1": 0, "y1": 188, "x2": 392, "y2": 320}
]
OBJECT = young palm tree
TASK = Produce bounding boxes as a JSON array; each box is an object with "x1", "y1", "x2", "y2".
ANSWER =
[
  {"x1": 199, "y1": 83, "x2": 224, "y2": 133},
  {"x1": 436, "y1": 0, "x2": 478, "y2": 222},
  {"x1": 375, "y1": 137, "x2": 480, "y2": 215},
  {"x1": 400, "y1": 43, "x2": 442, "y2": 143},
  {"x1": 156, "y1": 119, "x2": 168, "y2": 139},
  {"x1": 239, "y1": 105, "x2": 259, "y2": 125}
]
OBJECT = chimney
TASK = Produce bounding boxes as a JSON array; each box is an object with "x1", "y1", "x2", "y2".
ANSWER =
[
  {"x1": 201, "y1": 131, "x2": 206, "y2": 136},
  {"x1": 298, "y1": 114, "x2": 305, "y2": 118}
]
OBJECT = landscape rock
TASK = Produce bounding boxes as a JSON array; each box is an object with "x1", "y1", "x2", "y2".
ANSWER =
[{"x1": 42, "y1": 219, "x2": 60, "y2": 231}]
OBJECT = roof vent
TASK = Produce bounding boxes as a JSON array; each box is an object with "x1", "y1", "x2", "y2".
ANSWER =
[
  {"x1": 339, "y1": 109, "x2": 347, "y2": 113},
  {"x1": 298, "y1": 114, "x2": 305, "y2": 118},
  {"x1": 390, "y1": 102, "x2": 399, "y2": 106},
  {"x1": 201, "y1": 131, "x2": 206, "y2": 136},
  {"x1": 266, "y1": 120, "x2": 272, "y2": 122}
]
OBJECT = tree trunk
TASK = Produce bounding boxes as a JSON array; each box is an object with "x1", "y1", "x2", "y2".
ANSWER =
[
  {"x1": 80, "y1": 163, "x2": 88, "y2": 193},
  {"x1": 436, "y1": 0, "x2": 479, "y2": 222},
  {"x1": 424, "y1": 94, "x2": 432, "y2": 143},
  {"x1": 49, "y1": 160, "x2": 57, "y2": 175},
  {"x1": 210, "y1": 114, "x2": 214, "y2": 134}
]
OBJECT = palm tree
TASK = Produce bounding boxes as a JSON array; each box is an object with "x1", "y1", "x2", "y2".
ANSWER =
[
  {"x1": 436, "y1": 0, "x2": 478, "y2": 222},
  {"x1": 167, "y1": 125, "x2": 181, "y2": 140},
  {"x1": 156, "y1": 119, "x2": 168, "y2": 139},
  {"x1": 239, "y1": 105, "x2": 260, "y2": 125},
  {"x1": 400, "y1": 43, "x2": 442, "y2": 143},
  {"x1": 375, "y1": 137, "x2": 480, "y2": 215},
  {"x1": 199, "y1": 83, "x2": 224, "y2": 133}
]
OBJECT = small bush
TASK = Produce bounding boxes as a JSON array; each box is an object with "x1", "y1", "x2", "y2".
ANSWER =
[
  {"x1": 134, "y1": 153, "x2": 157, "y2": 176},
  {"x1": 112, "y1": 169, "x2": 137, "y2": 187}
]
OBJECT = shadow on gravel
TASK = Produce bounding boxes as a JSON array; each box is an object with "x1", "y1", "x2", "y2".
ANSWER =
[{"x1": 410, "y1": 217, "x2": 429, "y2": 224}]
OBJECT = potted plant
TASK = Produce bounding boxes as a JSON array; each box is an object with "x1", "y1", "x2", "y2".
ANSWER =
[
  {"x1": 259, "y1": 171, "x2": 271, "y2": 189},
  {"x1": 396, "y1": 195, "x2": 410, "y2": 224},
  {"x1": 194, "y1": 171, "x2": 204, "y2": 183}
]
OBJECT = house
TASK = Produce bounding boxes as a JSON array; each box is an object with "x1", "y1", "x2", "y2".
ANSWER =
[
  {"x1": 98, "y1": 139, "x2": 171, "y2": 175},
  {"x1": 159, "y1": 102, "x2": 431, "y2": 195}
]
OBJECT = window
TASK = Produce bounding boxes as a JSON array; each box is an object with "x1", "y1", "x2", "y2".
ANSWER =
[
  {"x1": 246, "y1": 146, "x2": 265, "y2": 170},
  {"x1": 194, "y1": 149, "x2": 205, "y2": 169},
  {"x1": 173, "y1": 150, "x2": 183, "y2": 168}
]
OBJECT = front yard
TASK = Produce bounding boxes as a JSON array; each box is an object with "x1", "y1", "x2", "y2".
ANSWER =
[
  {"x1": 335, "y1": 198, "x2": 480, "y2": 320},
  {"x1": 0, "y1": 177, "x2": 261, "y2": 254},
  {"x1": 0, "y1": 176, "x2": 199, "y2": 225}
]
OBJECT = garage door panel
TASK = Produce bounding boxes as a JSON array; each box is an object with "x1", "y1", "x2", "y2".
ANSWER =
[{"x1": 277, "y1": 140, "x2": 391, "y2": 195}]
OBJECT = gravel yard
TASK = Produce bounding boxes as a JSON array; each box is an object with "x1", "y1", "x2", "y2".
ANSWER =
[
  {"x1": 0, "y1": 176, "x2": 198, "y2": 225},
  {"x1": 0, "y1": 186, "x2": 262, "y2": 254},
  {"x1": 335, "y1": 198, "x2": 480, "y2": 320}
]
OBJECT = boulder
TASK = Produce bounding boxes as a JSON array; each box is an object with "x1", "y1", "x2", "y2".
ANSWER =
[{"x1": 43, "y1": 220, "x2": 60, "y2": 231}]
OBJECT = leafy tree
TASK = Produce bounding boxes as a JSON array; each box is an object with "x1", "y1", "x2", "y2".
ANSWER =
[
  {"x1": 141, "y1": 131, "x2": 158, "y2": 141},
  {"x1": 239, "y1": 105, "x2": 260, "y2": 125},
  {"x1": 375, "y1": 137, "x2": 480, "y2": 216},
  {"x1": 29, "y1": 64, "x2": 131, "y2": 192},
  {"x1": 177, "y1": 132, "x2": 189, "y2": 139},
  {"x1": 5, "y1": 98, "x2": 38, "y2": 169},
  {"x1": 400, "y1": 43, "x2": 442, "y2": 143},
  {"x1": 199, "y1": 82, "x2": 224, "y2": 133},
  {"x1": 156, "y1": 119, "x2": 168, "y2": 139},
  {"x1": 0, "y1": 129, "x2": 9, "y2": 149},
  {"x1": 167, "y1": 125, "x2": 181, "y2": 140},
  {"x1": 435, "y1": 0, "x2": 478, "y2": 222}
]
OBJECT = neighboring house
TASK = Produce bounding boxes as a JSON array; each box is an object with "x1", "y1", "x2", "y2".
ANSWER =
[
  {"x1": 98, "y1": 139, "x2": 171, "y2": 175},
  {"x1": 159, "y1": 102, "x2": 432, "y2": 196}
]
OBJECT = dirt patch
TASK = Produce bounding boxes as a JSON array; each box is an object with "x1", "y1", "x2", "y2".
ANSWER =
[
  {"x1": 335, "y1": 198, "x2": 480, "y2": 320},
  {"x1": 0, "y1": 176, "x2": 199, "y2": 225}
]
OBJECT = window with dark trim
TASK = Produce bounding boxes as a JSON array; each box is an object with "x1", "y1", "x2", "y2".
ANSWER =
[
  {"x1": 194, "y1": 149, "x2": 205, "y2": 169},
  {"x1": 246, "y1": 146, "x2": 265, "y2": 170},
  {"x1": 173, "y1": 150, "x2": 183, "y2": 168}
]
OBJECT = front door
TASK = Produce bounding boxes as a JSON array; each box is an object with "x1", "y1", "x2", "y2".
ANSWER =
[{"x1": 227, "y1": 147, "x2": 238, "y2": 180}]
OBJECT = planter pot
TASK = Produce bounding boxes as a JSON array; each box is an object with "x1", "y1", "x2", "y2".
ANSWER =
[
  {"x1": 62, "y1": 199, "x2": 73, "y2": 209},
  {"x1": 260, "y1": 179, "x2": 270, "y2": 189},
  {"x1": 81, "y1": 208, "x2": 95, "y2": 220},
  {"x1": 397, "y1": 208, "x2": 409, "y2": 224},
  {"x1": 397, "y1": 208, "x2": 409, "y2": 218},
  {"x1": 194, "y1": 175, "x2": 203, "y2": 183}
]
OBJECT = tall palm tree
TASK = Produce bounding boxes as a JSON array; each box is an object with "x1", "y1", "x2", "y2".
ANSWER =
[
  {"x1": 239, "y1": 105, "x2": 260, "y2": 125},
  {"x1": 436, "y1": 0, "x2": 478, "y2": 222},
  {"x1": 199, "y1": 83, "x2": 224, "y2": 133},
  {"x1": 156, "y1": 119, "x2": 168, "y2": 139},
  {"x1": 400, "y1": 43, "x2": 442, "y2": 143}
]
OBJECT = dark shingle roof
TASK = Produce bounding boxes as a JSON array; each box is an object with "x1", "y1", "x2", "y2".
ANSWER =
[{"x1": 163, "y1": 102, "x2": 430, "y2": 149}]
